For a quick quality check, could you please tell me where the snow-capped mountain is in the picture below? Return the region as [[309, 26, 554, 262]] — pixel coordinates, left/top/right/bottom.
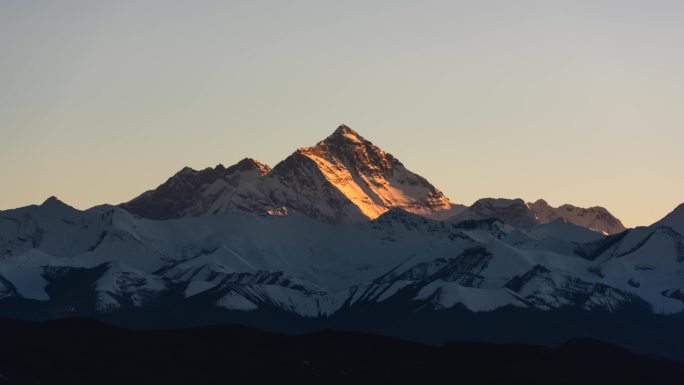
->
[[653, 203, 684, 235], [450, 198, 626, 235], [528, 199, 626, 235], [122, 125, 455, 223], [1, 195, 684, 358], [121, 125, 622, 234], [1, 125, 680, 359], [121, 158, 273, 220]]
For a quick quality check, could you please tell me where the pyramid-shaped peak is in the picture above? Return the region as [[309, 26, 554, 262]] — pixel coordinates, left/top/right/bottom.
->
[[40, 196, 74, 211], [42, 196, 64, 206], [334, 124, 356, 135], [325, 124, 370, 145], [123, 123, 453, 223]]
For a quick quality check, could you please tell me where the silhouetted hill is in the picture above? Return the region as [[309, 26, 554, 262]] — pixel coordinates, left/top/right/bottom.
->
[[0, 318, 682, 385]]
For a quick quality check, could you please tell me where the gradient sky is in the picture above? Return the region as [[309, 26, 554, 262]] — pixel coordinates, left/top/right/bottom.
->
[[1, 1, 682, 227]]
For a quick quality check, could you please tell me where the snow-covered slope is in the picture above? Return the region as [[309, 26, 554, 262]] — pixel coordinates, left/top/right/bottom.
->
[[450, 198, 625, 235], [2, 198, 683, 319], [526, 219, 605, 243], [122, 125, 455, 223], [652, 203, 684, 235]]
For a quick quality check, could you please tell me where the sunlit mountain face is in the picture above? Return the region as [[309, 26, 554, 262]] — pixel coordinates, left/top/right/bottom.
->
[[122, 125, 456, 223], [1, 125, 684, 369]]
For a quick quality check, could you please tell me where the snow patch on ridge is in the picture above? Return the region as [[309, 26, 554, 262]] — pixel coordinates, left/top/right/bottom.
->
[[216, 292, 258, 311], [416, 280, 523, 312]]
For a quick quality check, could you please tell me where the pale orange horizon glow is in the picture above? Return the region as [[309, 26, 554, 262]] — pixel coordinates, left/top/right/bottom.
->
[[1, 1, 683, 228]]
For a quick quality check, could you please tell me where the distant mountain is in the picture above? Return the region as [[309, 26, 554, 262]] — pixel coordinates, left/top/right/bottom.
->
[[1, 196, 684, 359], [450, 198, 626, 235], [529, 199, 626, 235], [122, 125, 456, 223], [121, 125, 622, 234]]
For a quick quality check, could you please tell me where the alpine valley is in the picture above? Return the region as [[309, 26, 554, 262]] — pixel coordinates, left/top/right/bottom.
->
[[1, 125, 684, 360]]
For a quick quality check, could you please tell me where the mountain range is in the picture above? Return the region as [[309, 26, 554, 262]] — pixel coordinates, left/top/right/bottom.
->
[[122, 125, 454, 223], [121, 125, 625, 233], [0, 125, 682, 360]]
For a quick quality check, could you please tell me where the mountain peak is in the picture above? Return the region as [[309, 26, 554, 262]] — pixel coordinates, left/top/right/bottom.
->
[[122, 124, 453, 223], [289, 125, 451, 220], [296, 124, 396, 174], [40, 196, 74, 211], [42, 196, 64, 206], [531, 199, 550, 208], [653, 203, 684, 235], [325, 124, 369, 145], [333, 124, 357, 135], [233, 158, 271, 175], [452, 198, 539, 230], [175, 166, 197, 177]]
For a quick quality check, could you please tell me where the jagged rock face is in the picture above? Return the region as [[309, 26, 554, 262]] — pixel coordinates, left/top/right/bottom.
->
[[121, 125, 454, 223], [450, 198, 626, 235], [121, 158, 272, 220]]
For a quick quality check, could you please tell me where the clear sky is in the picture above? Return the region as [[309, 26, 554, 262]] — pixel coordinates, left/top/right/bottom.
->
[[1, 1, 682, 227]]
